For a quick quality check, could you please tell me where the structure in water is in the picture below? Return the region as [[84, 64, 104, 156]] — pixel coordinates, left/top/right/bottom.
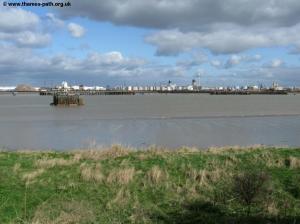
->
[[51, 94, 84, 106]]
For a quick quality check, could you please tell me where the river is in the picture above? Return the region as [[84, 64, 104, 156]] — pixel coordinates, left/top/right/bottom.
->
[[0, 94, 299, 150]]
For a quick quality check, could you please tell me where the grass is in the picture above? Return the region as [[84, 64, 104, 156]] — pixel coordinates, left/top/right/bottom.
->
[[0, 146, 300, 223]]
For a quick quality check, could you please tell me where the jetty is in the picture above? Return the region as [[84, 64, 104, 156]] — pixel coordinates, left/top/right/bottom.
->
[[209, 90, 288, 95], [40, 90, 136, 96], [51, 94, 84, 106], [40, 89, 290, 96]]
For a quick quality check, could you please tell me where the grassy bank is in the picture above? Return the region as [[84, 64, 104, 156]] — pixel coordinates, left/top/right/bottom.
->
[[0, 146, 300, 223]]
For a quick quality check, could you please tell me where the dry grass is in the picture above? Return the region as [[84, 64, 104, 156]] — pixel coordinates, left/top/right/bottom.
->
[[224, 155, 239, 167], [146, 166, 168, 184], [13, 163, 21, 173], [107, 167, 135, 185], [265, 201, 279, 216], [288, 156, 300, 169], [35, 158, 76, 169], [256, 150, 276, 166], [80, 163, 104, 183], [136, 146, 176, 160], [176, 146, 200, 153], [206, 158, 224, 170], [186, 168, 225, 188], [129, 203, 152, 224], [108, 187, 131, 208], [206, 144, 266, 154], [251, 150, 300, 168], [144, 146, 173, 157], [15, 150, 44, 154], [32, 200, 95, 224], [22, 169, 45, 183], [72, 144, 132, 161]]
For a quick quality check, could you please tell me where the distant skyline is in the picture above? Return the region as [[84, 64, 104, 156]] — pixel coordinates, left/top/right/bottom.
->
[[1, 0, 300, 86]]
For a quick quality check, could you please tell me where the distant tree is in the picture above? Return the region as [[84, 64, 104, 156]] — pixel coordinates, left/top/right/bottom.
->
[[233, 171, 269, 216]]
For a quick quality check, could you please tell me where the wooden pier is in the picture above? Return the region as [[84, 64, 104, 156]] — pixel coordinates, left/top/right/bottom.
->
[[41, 90, 136, 96], [40, 89, 290, 96], [209, 90, 288, 95]]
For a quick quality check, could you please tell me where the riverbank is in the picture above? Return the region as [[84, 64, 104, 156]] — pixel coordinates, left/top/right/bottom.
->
[[0, 146, 300, 223]]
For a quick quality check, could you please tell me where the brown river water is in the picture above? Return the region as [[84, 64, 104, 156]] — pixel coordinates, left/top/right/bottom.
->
[[0, 94, 299, 150]]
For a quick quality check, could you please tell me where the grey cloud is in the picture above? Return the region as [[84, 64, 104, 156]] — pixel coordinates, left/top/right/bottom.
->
[[54, 1, 300, 55], [176, 52, 207, 68], [57, 0, 300, 30], [145, 25, 300, 55]]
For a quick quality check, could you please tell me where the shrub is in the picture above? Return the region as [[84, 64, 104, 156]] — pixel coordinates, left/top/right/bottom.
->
[[233, 171, 269, 216]]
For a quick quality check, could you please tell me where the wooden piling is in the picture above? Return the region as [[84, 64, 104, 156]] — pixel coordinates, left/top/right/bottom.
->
[[51, 94, 84, 106]]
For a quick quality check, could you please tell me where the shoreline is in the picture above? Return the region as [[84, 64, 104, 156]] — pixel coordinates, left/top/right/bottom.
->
[[0, 144, 296, 152]]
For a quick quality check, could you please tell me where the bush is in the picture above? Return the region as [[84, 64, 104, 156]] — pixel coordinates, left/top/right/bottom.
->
[[233, 171, 269, 216]]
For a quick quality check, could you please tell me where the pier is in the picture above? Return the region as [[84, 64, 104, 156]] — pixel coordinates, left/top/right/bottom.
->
[[40, 90, 136, 96], [40, 89, 289, 96], [209, 90, 288, 95]]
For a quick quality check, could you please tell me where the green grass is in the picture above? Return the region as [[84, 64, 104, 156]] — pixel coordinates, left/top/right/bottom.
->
[[0, 146, 300, 223]]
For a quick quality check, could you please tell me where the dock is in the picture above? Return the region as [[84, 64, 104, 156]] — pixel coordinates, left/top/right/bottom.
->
[[209, 90, 288, 95], [39, 89, 290, 96], [40, 90, 136, 96]]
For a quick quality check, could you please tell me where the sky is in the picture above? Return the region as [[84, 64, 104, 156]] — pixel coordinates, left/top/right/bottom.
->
[[1, 0, 300, 87]]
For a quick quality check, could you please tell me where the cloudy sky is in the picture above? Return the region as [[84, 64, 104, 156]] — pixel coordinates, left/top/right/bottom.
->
[[1, 0, 300, 87]]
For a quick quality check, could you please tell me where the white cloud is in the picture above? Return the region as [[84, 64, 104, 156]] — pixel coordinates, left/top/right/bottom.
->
[[0, 7, 52, 48], [0, 44, 152, 79], [210, 60, 223, 68], [68, 23, 86, 38], [270, 59, 284, 68], [253, 54, 262, 61], [225, 55, 242, 68], [209, 54, 262, 70], [0, 31, 51, 48], [260, 58, 285, 69], [15, 31, 51, 48], [46, 13, 65, 28], [0, 43, 299, 86], [218, 66, 300, 86], [224, 54, 263, 69], [195, 68, 206, 77], [0, 7, 39, 32]]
